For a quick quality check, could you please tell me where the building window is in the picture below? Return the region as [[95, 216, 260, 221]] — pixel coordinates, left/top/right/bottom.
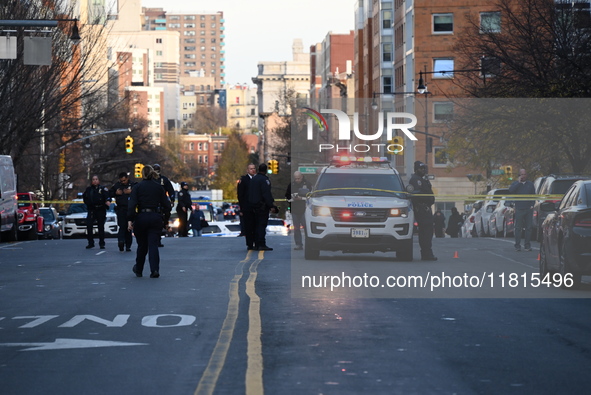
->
[[382, 42, 392, 62], [480, 12, 501, 33], [434, 147, 451, 166], [383, 76, 393, 94], [481, 57, 501, 78], [156, 50, 163, 56], [250, 108, 255, 116], [214, 143, 218, 150], [189, 142, 194, 150], [433, 102, 454, 122], [382, 10, 393, 29], [433, 59, 454, 78], [198, 143, 203, 150], [433, 13, 453, 33], [198, 155, 203, 163], [184, 31, 196, 36], [184, 23, 196, 28], [185, 15, 195, 20], [169, 23, 180, 28], [185, 46, 196, 51], [236, 109, 240, 116], [156, 38, 162, 44], [184, 38, 196, 43]]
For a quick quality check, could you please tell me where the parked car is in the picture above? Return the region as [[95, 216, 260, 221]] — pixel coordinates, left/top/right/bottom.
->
[[503, 202, 516, 238], [474, 188, 509, 237], [201, 221, 242, 237], [266, 218, 289, 236], [461, 201, 482, 238], [16, 192, 44, 240], [539, 180, 591, 288], [38, 207, 63, 240], [62, 200, 118, 238], [533, 175, 591, 241], [489, 197, 514, 237]]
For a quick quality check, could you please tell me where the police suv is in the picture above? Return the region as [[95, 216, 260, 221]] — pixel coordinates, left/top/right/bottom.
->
[[304, 156, 414, 260]]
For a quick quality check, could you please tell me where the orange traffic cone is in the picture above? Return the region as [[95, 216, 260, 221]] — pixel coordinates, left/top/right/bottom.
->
[[453, 251, 459, 258]]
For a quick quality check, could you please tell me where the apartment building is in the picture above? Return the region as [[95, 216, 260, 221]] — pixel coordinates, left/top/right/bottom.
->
[[142, 8, 226, 88], [225, 84, 258, 134]]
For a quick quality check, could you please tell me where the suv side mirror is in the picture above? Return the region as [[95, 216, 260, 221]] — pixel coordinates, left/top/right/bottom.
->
[[540, 202, 557, 212]]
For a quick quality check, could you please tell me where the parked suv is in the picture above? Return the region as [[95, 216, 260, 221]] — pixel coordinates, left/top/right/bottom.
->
[[532, 174, 591, 241], [304, 156, 414, 261], [62, 199, 118, 238]]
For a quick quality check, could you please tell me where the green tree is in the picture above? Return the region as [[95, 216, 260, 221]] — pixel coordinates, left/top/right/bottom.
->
[[211, 132, 249, 200]]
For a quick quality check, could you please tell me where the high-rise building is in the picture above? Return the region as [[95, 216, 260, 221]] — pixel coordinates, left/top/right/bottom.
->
[[142, 8, 226, 88]]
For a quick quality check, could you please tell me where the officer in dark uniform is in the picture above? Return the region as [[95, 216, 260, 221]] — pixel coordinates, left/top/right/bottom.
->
[[127, 165, 172, 278], [408, 161, 437, 261], [249, 163, 278, 251], [83, 175, 111, 249], [237, 163, 257, 250], [110, 172, 135, 251], [152, 164, 175, 246], [176, 181, 193, 237]]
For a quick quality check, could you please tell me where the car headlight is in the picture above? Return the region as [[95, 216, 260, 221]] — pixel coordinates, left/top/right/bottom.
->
[[106, 217, 116, 223], [312, 205, 331, 216], [67, 218, 75, 224], [389, 208, 408, 218]]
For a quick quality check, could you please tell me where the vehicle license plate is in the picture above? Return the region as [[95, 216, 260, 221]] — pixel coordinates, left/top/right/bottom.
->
[[351, 228, 370, 238]]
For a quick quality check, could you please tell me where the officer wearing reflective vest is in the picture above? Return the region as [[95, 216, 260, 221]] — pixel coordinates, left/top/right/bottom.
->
[[408, 161, 437, 261]]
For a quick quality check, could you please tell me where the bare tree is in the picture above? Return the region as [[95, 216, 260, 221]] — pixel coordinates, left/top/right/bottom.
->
[[446, 0, 591, 174]]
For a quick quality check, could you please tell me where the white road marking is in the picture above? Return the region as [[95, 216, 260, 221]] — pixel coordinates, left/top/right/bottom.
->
[[0, 338, 148, 351]]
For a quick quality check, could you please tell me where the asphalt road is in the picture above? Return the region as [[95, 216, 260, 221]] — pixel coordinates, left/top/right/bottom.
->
[[1, 235, 590, 394]]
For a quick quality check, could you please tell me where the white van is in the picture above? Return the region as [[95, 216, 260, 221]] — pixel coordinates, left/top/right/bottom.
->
[[0, 155, 18, 241]]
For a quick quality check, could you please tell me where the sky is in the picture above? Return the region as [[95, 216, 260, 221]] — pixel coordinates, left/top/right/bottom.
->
[[139, 0, 358, 85]]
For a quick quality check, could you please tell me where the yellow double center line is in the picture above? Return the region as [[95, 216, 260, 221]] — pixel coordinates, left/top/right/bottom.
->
[[195, 250, 265, 395]]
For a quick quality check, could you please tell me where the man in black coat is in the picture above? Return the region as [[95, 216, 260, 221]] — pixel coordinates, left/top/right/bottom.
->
[[152, 164, 175, 246], [237, 163, 257, 250], [110, 172, 135, 251], [285, 171, 309, 250], [408, 161, 437, 261], [176, 182, 193, 237], [83, 175, 111, 249], [248, 163, 278, 251]]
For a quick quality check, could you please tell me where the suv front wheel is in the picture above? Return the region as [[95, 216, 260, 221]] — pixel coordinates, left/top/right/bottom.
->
[[397, 238, 413, 261], [304, 237, 320, 260]]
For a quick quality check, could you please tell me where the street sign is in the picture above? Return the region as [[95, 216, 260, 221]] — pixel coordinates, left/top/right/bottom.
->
[[491, 169, 505, 175], [298, 167, 318, 174]]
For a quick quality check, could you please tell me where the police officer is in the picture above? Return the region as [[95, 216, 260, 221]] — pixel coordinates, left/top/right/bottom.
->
[[408, 161, 437, 261], [285, 171, 309, 250], [127, 165, 172, 278], [237, 163, 257, 250], [176, 181, 193, 237], [83, 175, 111, 249], [110, 172, 135, 251], [152, 164, 175, 246], [249, 163, 278, 251]]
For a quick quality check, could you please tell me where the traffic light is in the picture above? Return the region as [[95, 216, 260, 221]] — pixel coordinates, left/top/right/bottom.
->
[[505, 165, 513, 180], [267, 159, 279, 174], [134, 163, 144, 178], [390, 136, 404, 155], [125, 135, 134, 154]]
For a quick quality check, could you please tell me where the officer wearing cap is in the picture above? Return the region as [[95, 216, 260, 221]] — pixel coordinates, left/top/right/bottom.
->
[[83, 175, 111, 249], [152, 164, 175, 246], [176, 181, 193, 237], [408, 161, 437, 261], [127, 165, 172, 278], [249, 163, 278, 251]]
